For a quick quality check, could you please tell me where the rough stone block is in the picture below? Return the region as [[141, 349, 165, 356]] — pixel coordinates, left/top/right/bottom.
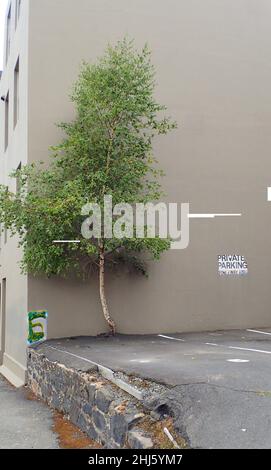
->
[[95, 388, 113, 413], [70, 402, 81, 425], [77, 413, 89, 433], [83, 403, 93, 416], [110, 414, 128, 446], [86, 423, 98, 441], [87, 384, 97, 403], [93, 409, 107, 432], [128, 431, 154, 449], [126, 412, 145, 429]]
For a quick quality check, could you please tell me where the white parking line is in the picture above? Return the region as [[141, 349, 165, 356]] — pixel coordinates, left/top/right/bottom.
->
[[47, 345, 101, 366], [158, 335, 185, 342], [227, 359, 250, 363], [158, 333, 271, 356], [229, 346, 271, 355], [206, 343, 271, 355], [130, 359, 152, 363], [247, 329, 271, 336]]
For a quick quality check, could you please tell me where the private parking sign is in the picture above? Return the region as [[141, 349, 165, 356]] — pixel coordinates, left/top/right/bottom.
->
[[218, 255, 248, 276]]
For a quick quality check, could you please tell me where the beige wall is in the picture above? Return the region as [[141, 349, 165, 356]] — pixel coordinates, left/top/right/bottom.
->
[[0, 0, 29, 384], [28, 0, 271, 336], [2, 0, 271, 384]]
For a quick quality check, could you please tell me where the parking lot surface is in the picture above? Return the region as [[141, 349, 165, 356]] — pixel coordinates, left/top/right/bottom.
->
[[37, 328, 271, 449]]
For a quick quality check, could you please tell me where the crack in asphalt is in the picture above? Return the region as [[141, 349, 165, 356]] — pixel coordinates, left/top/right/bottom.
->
[[171, 381, 271, 396]]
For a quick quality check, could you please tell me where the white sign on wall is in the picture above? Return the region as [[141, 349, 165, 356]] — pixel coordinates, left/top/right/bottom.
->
[[218, 255, 248, 276]]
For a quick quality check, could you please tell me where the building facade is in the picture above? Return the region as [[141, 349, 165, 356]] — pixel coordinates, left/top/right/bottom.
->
[[1, 0, 271, 386]]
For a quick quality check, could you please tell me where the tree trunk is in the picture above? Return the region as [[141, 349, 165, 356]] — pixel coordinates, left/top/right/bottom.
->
[[99, 245, 116, 335]]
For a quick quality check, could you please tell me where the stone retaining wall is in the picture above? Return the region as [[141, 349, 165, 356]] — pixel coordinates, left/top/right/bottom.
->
[[27, 348, 154, 449]]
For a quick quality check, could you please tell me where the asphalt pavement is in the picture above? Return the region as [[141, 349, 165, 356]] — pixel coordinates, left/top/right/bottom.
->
[[0, 376, 59, 449], [36, 328, 271, 449]]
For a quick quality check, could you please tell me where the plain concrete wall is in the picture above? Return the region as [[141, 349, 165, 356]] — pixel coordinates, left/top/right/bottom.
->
[[27, 0, 271, 337], [0, 0, 29, 384]]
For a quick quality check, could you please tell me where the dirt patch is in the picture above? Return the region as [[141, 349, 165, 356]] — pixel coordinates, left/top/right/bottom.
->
[[138, 417, 188, 449], [24, 387, 100, 449], [52, 412, 101, 449], [24, 387, 38, 401]]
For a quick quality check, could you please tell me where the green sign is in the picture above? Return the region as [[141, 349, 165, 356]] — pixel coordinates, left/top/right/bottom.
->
[[27, 311, 48, 345]]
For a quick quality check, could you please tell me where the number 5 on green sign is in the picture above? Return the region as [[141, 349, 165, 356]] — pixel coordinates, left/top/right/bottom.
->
[[27, 311, 48, 345]]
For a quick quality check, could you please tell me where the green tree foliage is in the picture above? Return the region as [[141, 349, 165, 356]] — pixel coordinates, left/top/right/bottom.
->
[[0, 39, 176, 334]]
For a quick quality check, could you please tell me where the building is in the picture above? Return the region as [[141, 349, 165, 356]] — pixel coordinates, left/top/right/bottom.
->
[[1, 0, 271, 386]]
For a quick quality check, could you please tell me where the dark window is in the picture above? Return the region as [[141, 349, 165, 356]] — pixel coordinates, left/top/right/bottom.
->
[[14, 58, 19, 128], [4, 92, 9, 151], [15, 0, 21, 29], [16, 162, 22, 194], [6, 5, 11, 64]]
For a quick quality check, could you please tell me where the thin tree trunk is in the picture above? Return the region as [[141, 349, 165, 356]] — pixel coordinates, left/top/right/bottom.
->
[[99, 244, 116, 335]]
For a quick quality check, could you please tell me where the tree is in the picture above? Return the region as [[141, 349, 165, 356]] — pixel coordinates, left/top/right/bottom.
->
[[0, 39, 176, 335]]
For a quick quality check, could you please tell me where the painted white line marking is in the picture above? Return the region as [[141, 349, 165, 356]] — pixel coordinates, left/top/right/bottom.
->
[[48, 345, 101, 367], [227, 359, 250, 363], [268, 187, 271, 201], [158, 335, 185, 342], [188, 213, 242, 219], [161, 333, 271, 357], [130, 359, 152, 364], [229, 346, 271, 355], [53, 240, 81, 243], [247, 329, 271, 336]]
